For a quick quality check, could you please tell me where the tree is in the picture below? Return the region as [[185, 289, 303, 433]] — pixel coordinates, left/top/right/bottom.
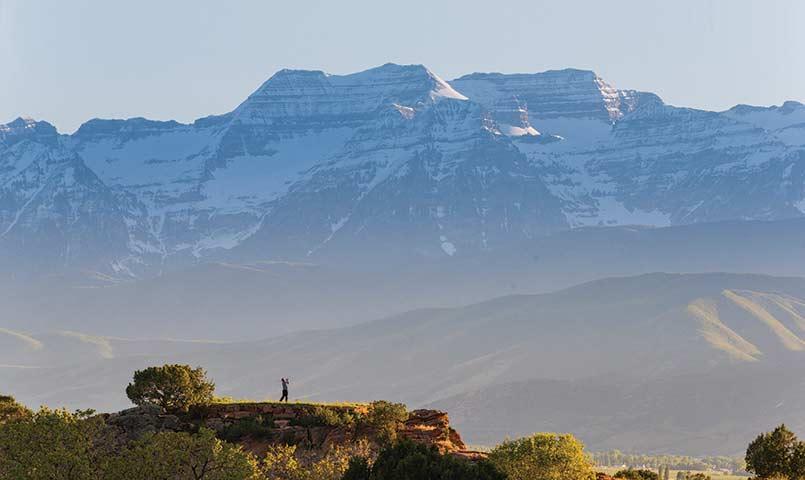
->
[[261, 441, 372, 480], [0, 394, 30, 424], [488, 432, 595, 480], [261, 444, 302, 480], [106, 428, 260, 480], [364, 400, 409, 445], [746, 424, 803, 479], [0, 407, 103, 480], [342, 456, 372, 480], [615, 469, 660, 480], [342, 439, 505, 480], [126, 364, 215, 413], [789, 441, 805, 480]]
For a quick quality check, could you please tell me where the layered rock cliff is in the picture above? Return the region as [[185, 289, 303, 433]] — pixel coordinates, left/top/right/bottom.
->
[[103, 403, 471, 457]]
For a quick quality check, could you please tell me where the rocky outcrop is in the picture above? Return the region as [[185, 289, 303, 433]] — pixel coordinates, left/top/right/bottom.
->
[[101, 405, 184, 446], [203, 403, 467, 454], [103, 403, 471, 457], [399, 409, 466, 453]]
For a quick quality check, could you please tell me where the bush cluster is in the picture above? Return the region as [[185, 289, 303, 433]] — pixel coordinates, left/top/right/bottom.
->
[[615, 469, 659, 480], [342, 439, 505, 480]]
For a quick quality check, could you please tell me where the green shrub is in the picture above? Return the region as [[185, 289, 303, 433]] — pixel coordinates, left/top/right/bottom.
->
[[314, 406, 358, 427], [341, 439, 505, 480], [0, 407, 105, 480], [363, 401, 408, 445], [341, 457, 371, 480], [106, 428, 260, 479], [488, 432, 595, 480], [125, 364, 215, 413], [291, 406, 358, 429], [263, 441, 373, 480], [219, 415, 275, 442], [615, 469, 660, 480]]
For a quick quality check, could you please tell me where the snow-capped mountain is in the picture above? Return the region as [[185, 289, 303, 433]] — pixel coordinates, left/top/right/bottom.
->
[[2, 63, 804, 275]]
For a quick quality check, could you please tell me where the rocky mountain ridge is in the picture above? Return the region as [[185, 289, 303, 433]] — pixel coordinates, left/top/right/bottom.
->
[[2, 63, 805, 276]]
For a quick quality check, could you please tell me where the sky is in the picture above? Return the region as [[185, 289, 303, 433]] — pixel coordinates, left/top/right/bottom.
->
[[1, 0, 804, 133]]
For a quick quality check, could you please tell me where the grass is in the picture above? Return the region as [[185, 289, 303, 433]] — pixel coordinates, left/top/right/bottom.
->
[[212, 397, 368, 408]]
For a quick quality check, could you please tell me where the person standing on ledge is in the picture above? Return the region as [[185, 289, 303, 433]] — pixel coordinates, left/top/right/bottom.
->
[[280, 377, 290, 402]]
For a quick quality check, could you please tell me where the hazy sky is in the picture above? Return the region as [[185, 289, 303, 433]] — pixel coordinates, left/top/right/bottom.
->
[[2, 0, 803, 133]]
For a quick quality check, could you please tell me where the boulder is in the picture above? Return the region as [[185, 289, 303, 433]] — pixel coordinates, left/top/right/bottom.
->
[[104, 405, 181, 443]]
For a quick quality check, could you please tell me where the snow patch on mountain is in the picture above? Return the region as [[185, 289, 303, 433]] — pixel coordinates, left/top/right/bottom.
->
[[574, 197, 672, 227], [724, 101, 805, 132], [440, 235, 457, 256], [200, 127, 355, 211], [796, 198, 805, 214]]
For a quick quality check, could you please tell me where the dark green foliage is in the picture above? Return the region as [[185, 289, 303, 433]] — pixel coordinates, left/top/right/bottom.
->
[[292, 406, 359, 428], [792, 442, 805, 480], [341, 439, 505, 480], [746, 424, 805, 480], [0, 394, 30, 424], [125, 364, 215, 413], [0, 407, 105, 480], [364, 401, 408, 445], [314, 406, 358, 427], [218, 415, 275, 442], [106, 428, 260, 479], [341, 457, 372, 480], [615, 469, 660, 480]]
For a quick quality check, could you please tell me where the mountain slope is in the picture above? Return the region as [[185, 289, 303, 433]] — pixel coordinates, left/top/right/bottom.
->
[[3, 217, 805, 340], [453, 71, 805, 227]]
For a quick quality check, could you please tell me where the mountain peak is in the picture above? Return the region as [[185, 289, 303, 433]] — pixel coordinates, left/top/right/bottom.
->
[[452, 67, 602, 83], [781, 100, 805, 111], [353, 62, 467, 101], [0, 117, 58, 141], [728, 100, 805, 115], [253, 63, 467, 101], [452, 67, 627, 130], [73, 117, 183, 139], [231, 63, 467, 127], [723, 100, 805, 131]]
